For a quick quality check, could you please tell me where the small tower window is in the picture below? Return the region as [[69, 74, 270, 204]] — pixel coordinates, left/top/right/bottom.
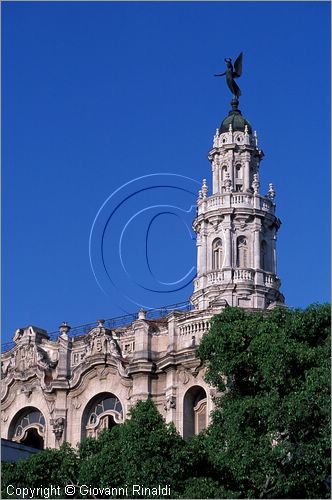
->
[[212, 239, 223, 270], [261, 240, 270, 271], [237, 236, 248, 268], [235, 164, 242, 179]]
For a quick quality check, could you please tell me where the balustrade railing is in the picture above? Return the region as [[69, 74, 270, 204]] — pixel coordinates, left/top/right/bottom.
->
[[1, 301, 194, 353], [179, 318, 211, 336], [264, 273, 280, 288], [233, 268, 254, 281], [207, 270, 226, 284], [198, 193, 274, 214]]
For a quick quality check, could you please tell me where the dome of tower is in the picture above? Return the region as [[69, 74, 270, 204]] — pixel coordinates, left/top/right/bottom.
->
[[219, 99, 252, 134]]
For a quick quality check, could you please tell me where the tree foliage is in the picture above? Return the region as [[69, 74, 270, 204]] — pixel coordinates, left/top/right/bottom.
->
[[197, 304, 331, 498], [2, 305, 330, 499]]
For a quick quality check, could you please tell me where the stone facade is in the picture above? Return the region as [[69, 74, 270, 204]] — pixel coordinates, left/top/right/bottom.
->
[[1, 99, 284, 450]]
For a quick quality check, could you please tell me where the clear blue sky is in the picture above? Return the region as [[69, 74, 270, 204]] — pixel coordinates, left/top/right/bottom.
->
[[2, 1, 330, 343]]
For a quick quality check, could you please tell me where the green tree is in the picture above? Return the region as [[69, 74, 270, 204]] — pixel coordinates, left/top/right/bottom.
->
[[1, 442, 79, 498], [78, 399, 186, 498], [2, 305, 329, 499], [197, 304, 331, 499]]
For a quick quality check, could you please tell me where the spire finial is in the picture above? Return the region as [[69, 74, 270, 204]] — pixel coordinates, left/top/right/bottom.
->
[[202, 179, 208, 198], [252, 174, 260, 194], [214, 52, 243, 101], [268, 183, 275, 200], [224, 173, 232, 192]]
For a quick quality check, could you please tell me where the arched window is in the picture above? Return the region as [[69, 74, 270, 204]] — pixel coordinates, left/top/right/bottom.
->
[[183, 386, 207, 439], [260, 240, 271, 272], [81, 393, 123, 439], [212, 238, 223, 270], [235, 164, 242, 178], [237, 236, 248, 268], [8, 407, 45, 449]]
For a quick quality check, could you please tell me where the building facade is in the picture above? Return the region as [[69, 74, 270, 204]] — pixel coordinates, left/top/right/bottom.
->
[[1, 97, 284, 450]]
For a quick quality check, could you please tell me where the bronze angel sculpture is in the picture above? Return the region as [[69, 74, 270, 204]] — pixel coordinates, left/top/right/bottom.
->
[[215, 52, 243, 99]]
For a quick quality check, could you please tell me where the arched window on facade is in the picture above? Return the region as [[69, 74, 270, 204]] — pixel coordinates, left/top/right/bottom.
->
[[237, 236, 248, 268], [212, 238, 223, 270], [81, 392, 123, 439], [8, 407, 45, 449], [183, 386, 207, 440]]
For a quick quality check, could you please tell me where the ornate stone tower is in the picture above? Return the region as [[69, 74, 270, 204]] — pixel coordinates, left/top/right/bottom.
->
[[191, 98, 285, 310]]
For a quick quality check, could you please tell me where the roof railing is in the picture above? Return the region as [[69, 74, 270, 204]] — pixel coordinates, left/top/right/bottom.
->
[[1, 301, 193, 353]]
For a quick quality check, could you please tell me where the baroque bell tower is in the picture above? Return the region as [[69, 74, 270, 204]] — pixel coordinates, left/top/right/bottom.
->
[[190, 93, 285, 311]]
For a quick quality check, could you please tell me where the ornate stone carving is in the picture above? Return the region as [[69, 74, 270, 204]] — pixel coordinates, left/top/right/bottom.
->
[[95, 367, 110, 379], [164, 396, 176, 411], [51, 417, 65, 440], [16, 344, 36, 373], [36, 346, 58, 371], [84, 322, 122, 358], [21, 386, 33, 400], [72, 397, 82, 410], [178, 368, 190, 385], [1, 411, 8, 422]]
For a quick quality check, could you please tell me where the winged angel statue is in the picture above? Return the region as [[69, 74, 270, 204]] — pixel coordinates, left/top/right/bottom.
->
[[215, 52, 243, 99]]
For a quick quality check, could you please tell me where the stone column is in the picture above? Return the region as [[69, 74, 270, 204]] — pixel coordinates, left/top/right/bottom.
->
[[254, 228, 261, 269], [196, 233, 202, 277], [212, 163, 218, 194], [272, 234, 277, 274], [225, 227, 232, 267], [133, 320, 149, 361], [201, 225, 208, 277], [244, 159, 250, 191], [57, 326, 71, 380], [167, 313, 178, 353]]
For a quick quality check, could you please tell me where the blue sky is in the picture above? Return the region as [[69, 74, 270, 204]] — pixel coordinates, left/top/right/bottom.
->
[[2, 1, 330, 343]]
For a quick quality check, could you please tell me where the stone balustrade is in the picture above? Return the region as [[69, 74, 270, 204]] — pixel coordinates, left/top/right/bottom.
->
[[178, 318, 212, 336], [207, 270, 226, 284], [264, 273, 280, 288], [196, 269, 280, 290], [233, 268, 254, 282], [198, 192, 274, 215]]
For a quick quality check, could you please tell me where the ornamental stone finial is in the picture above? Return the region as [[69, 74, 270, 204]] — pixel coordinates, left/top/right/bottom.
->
[[252, 174, 260, 194], [268, 183, 276, 200], [224, 173, 232, 192], [198, 189, 203, 200], [213, 128, 219, 147], [202, 179, 208, 198], [138, 309, 146, 320], [253, 130, 258, 147], [59, 322, 71, 338]]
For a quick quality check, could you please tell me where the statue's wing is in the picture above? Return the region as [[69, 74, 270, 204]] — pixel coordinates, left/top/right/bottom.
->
[[233, 52, 243, 78]]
